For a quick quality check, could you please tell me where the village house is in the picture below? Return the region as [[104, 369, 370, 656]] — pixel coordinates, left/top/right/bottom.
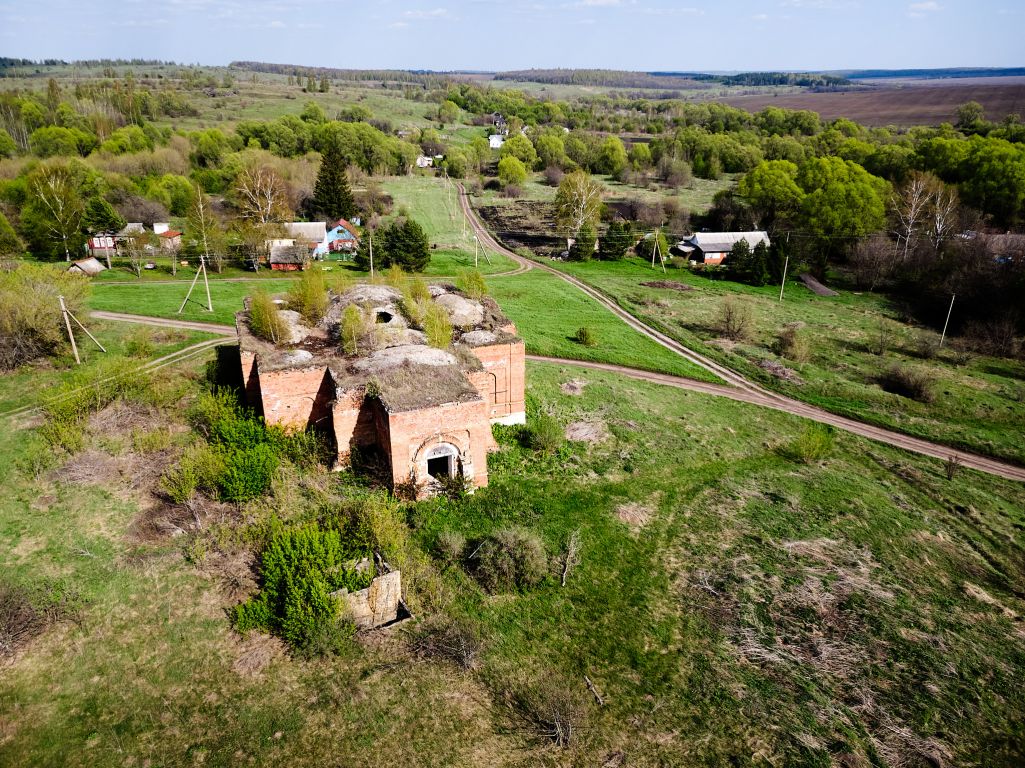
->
[[236, 284, 526, 495], [159, 230, 182, 251], [416, 155, 434, 168], [86, 233, 117, 260], [488, 134, 505, 150], [675, 231, 770, 265], [324, 218, 360, 257]]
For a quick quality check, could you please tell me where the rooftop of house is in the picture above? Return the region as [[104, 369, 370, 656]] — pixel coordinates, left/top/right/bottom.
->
[[237, 283, 519, 413], [285, 222, 328, 242], [678, 231, 770, 253]]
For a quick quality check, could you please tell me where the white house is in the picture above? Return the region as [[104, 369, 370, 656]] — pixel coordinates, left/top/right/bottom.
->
[[488, 134, 505, 150], [675, 231, 770, 265]]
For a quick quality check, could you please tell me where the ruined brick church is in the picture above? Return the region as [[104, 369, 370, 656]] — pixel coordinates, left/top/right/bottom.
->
[[236, 283, 525, 494]]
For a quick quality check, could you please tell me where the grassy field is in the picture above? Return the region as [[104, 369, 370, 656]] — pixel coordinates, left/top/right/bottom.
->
[[0, 322, 219, 414], [2, 353, 1024, 766], [488, 270, 716, 381], [546, 256, 1025, 465]]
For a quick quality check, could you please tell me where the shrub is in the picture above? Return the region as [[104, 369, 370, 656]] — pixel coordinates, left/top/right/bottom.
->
[[915, 331, 941, 360], [868, 318, 892, 356], [527, 413, 563, 455], [774, 325, 810, 363], [781, 424, 835, 464], [405, 277, 431, 304], [219, 443, 279, 503], [717, 298, 752, 341], [233, 524, 372, 654], [407, 614, 484, 670], [435, 530, 466, 566], [878, 365, 936, 403], [0, 263, 91, 370], [471, 527, 547, 593], [160, 442, 224, 503], [513, 675, 589, 748], [573, 326, 597, 347], [424, 302, 453, 348], [384, 263, 407, 289], [456, 268, 488, 300], [945, 454, 962, 481], [286, 270, 328, 325], [124, 327, 156, 358], [248, 292, 288, 343], [0, 579, 82, 658], [340, 304, 368, 355]]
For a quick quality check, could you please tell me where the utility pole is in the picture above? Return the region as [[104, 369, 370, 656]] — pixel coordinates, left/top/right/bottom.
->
[[778, 232, 791, 303], [60, 295, 80, 365], [59, 295, 106, 365], [178, 255, 213, 314], [651, 226, 666, 274], [778, 254, 790, 302], [474, 235, 479, 268], [939, 293, 956, 347]]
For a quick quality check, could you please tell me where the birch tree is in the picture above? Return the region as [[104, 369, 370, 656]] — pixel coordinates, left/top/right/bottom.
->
[[27, 163, 85, 261], [233, 165, 292, 224], [891, 171, 932, 262], [929, 184, 960, 253], [186, 183, 225, 272], [555, 170, 604, 235]]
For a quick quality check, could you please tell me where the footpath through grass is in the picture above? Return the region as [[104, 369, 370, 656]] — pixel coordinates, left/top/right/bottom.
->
[[546, 256, 1025, 465], [381, 175, 518, 276], [2, 355, 1024, 766]]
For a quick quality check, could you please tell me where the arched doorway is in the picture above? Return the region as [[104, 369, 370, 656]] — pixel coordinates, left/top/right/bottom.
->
[[425, 443, 459, 480]]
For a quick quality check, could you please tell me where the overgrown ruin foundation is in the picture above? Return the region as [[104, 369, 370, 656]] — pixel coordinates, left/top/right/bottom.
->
[[237, 283, 525, 495]]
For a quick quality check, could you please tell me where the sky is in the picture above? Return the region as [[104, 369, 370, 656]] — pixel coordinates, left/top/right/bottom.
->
[[0, 0, 1021, 72]]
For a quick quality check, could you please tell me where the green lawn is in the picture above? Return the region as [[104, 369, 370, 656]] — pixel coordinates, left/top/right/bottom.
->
[[487, 270, 717, 381], [547, 256, 1025, 464], [2, 354, 1024, 766], [86, 268, 717, 381]]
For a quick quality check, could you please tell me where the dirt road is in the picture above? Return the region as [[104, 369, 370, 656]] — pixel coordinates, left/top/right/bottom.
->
[[455, 186, 1025, 482]]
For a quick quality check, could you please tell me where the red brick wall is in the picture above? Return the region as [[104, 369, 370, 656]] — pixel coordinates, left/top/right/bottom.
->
[[385, 399, 494, 490], [255, 366, 329, 429], [467, 339, 526, 421]]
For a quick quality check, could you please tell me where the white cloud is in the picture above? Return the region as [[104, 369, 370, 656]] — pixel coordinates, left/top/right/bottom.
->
[[907, 1, 940, 17], [402, 7, 448, 17], [639, 6, 703, 15], [752, 12, 769, 20]]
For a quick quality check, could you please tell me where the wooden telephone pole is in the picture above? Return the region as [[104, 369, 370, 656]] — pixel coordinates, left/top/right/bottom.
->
[[177, 255, 213, 314], [59, 295, 106, 365]]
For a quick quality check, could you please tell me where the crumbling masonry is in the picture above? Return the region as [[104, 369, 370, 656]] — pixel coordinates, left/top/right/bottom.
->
[[237, 283, 525, 494]]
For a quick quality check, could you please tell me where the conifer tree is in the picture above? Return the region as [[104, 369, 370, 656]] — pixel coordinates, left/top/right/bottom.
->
[[312, 141, 356, 221]]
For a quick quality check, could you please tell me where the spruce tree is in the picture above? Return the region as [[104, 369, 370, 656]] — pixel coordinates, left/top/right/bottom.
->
[[312, 141, 356, 221], [569, 223, 596, 261]]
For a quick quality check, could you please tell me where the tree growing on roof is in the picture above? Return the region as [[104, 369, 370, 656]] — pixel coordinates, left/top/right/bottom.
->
[[311, 140, 356, 221]]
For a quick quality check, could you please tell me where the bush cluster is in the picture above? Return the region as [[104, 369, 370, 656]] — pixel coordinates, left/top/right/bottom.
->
[[233, 524, 373, 655], [781, 424, 835, 464], [878, 365, 936, 403], [162, 389, 325, 504], [285, 270, 328, 325], [248, 292, 288, 343], [527, 413, 564, 455], [774, 324, 810, 363], [471, 527, 548, 593]]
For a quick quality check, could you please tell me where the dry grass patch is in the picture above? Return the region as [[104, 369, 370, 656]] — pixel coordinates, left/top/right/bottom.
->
[[565, 420, 608, 444], [615, 492, 661, 530], [232, 631, 287, 678], [561, 379, 588, 396]]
